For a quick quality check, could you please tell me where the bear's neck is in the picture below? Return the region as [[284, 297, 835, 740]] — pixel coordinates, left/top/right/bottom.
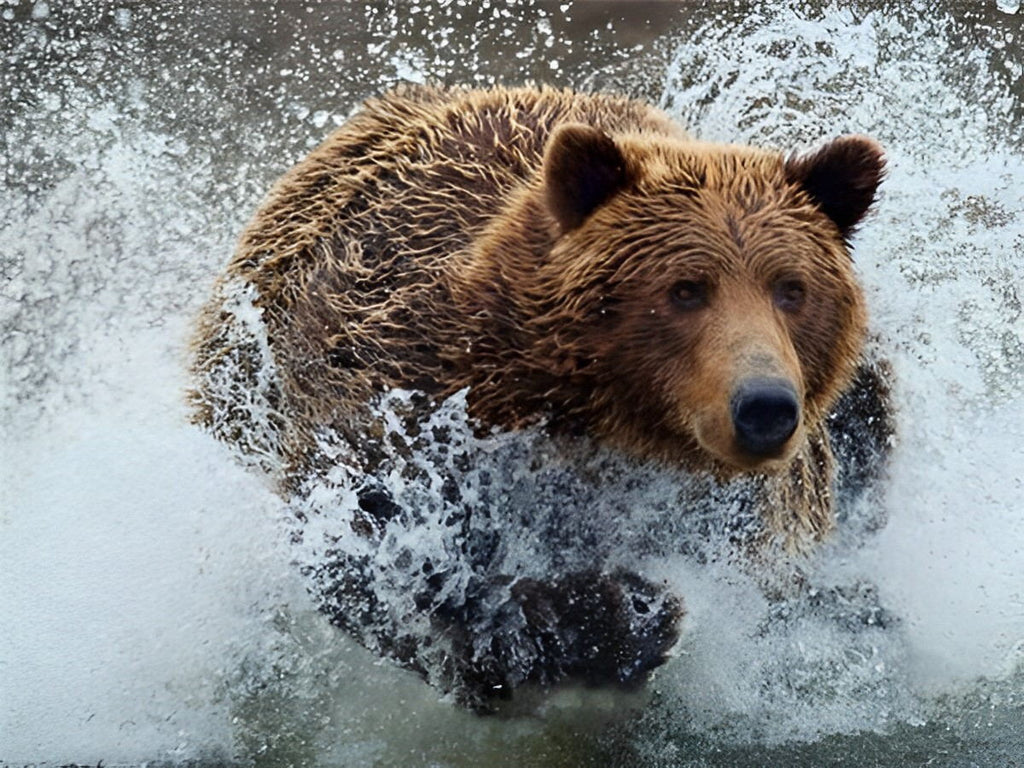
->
[[443, 192, 592, 429]]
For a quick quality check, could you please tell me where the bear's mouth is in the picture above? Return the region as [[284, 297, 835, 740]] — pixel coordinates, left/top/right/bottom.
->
[[718, 439, 803, 474]]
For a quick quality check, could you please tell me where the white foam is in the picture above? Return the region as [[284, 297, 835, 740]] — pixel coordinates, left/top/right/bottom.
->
[[0, 328, 293, 763]]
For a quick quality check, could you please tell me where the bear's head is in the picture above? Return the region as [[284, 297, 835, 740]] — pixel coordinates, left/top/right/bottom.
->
[[458, 124, 885, 476]]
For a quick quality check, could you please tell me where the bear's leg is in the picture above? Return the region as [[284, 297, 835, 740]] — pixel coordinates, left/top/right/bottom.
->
[[440, 569, 684, 712], [827, 359, 895, 518], [512, 569, 684, 686]]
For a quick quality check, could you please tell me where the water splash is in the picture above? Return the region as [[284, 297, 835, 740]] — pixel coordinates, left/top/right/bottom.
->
[[2, 1, 1022, 765]]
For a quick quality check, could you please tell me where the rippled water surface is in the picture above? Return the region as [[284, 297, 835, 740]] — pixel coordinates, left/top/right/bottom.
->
[[2, 1, 1022, 766]]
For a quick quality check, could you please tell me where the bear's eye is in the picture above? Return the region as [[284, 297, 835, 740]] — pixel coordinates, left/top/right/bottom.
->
[[669, 280, 708, 311], [773, 279, 806, 312]]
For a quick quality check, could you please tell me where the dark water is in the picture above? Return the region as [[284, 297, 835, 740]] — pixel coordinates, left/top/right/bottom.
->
[[2, 1, 1022, 766]]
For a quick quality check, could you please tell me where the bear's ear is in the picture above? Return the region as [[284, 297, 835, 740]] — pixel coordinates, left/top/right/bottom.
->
[[543, 123, 630, 232], [785, 135, 885, 238]]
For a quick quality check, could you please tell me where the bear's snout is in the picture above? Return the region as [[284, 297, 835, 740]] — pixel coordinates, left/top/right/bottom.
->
[[731, 378, 800, 457]]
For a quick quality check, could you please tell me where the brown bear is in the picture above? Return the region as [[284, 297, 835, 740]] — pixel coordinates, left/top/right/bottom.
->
[[190, 85, 890, 711]]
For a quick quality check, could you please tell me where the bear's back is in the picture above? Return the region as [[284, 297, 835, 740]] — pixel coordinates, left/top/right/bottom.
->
[[232, 86, 681, 289]]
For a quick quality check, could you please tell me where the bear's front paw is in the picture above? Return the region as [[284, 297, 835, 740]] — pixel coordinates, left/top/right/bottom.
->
[[510, 568, 684, 689]]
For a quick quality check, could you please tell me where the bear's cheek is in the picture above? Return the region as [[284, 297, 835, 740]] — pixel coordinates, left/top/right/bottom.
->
[[786, 290, 866, 410]]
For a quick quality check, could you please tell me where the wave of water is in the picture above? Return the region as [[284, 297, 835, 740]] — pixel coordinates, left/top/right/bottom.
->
[[2, 1, 1022, 766]]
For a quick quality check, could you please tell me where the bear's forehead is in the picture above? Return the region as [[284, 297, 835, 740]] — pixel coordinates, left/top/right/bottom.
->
[[624, 137, 787, 188], [574, 195, 844, 280], [624, 152, 817, 230], [607, 185, 825, 247]]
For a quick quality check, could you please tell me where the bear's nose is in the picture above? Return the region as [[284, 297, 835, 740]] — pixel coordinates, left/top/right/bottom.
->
[[731, 378, 800, 457]]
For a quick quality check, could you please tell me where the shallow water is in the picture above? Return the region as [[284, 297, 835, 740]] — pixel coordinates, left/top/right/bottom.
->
[[2, 1, 1023, 766]]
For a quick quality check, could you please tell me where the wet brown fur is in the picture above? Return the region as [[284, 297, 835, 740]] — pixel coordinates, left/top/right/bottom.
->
[[191, 84, 884, 546]]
